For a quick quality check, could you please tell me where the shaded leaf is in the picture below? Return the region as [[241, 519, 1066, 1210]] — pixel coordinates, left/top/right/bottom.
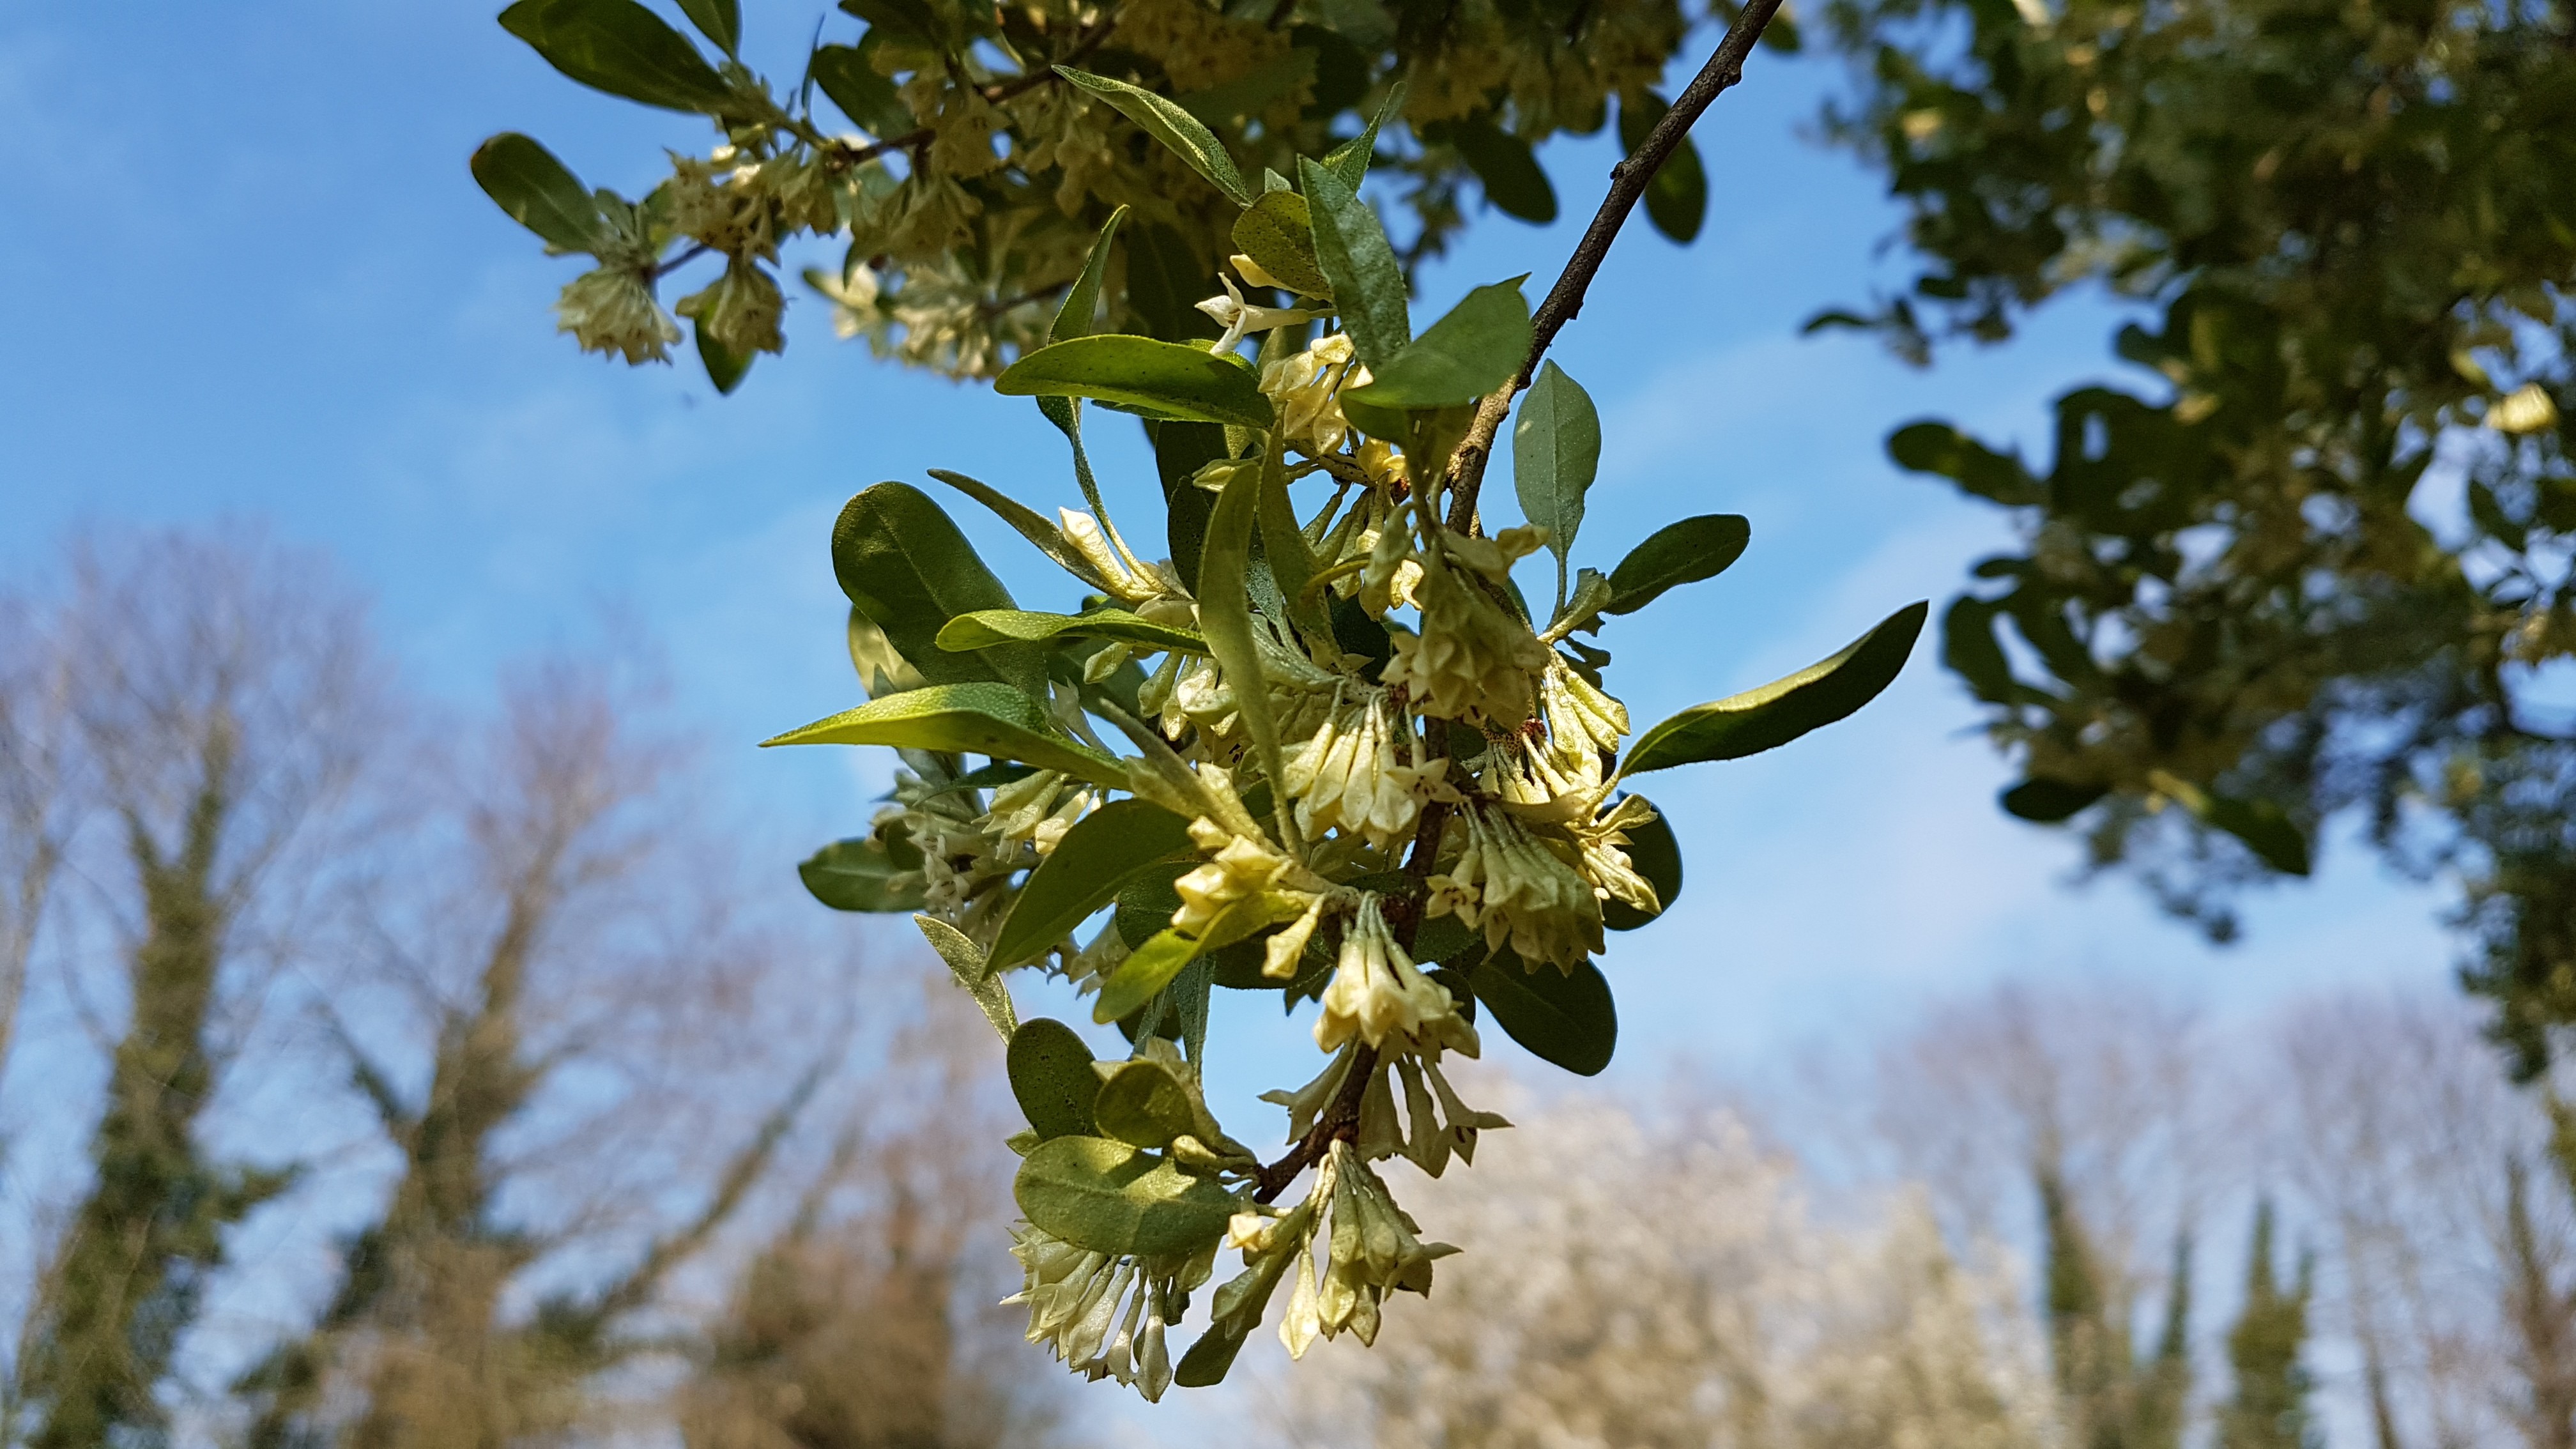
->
[[923, 469, 1110, 592], [1054, 65, 1255, 205], [990, 800, 1197, 969], [674, 0, 739, 55], [1052, 204, 1129, 343], [831, 482, 1047, 694], [1468, 949, 1617, 1076], [470, 133, 608, 252], [1942, 594, 2022, 704], [1298, 156, 1409, 369], [1443, 116, 1557, 223], [997, 336, 1273, 429], [1007, 1018, 1099, 1140], [1232, 190, 1332, 299], [2001, 778, 2108, 822], [694, 315, 751, 394], [1603, 514, 1751, 615], [797, 835, 926, 912], [1197, 437, 1291, 842], [499, 0, 737, 114], [1322, 75, 1407, 188], [1092, 1060, 1198, 1149], [762, 682, 1127, 787], [1013, 1135, 1237, 1257], [1094, 928, 1203, 1025], [2205, 795, 2312, 877], [1623, 602, 1928, 772], [1618, 89, 1707, 243], [809, 40, 910, 135], [1346, 279, 1530, 411]]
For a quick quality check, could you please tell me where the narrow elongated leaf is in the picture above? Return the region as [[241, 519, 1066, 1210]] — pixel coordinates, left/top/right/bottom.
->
[[1322, 76, 1407, 188], [1618, 90, 1707, 243], [1053, 66, 1255, 204], [1600, 802, 1681, 931], [832, 483, 1047, 695], [1013, 1135, 1237, 1257], [797, 835, 926, 912], [990, 800, 1197, 969], [923, 469, 1108, 592], [1468, 950, 1617, 1076], [499, 0, 737, 114], [762, 682, 1127, 786], [1345, 280, 1532, 411], [915, 914, 1016, 1039], [997, 336, 1273, 429], [1094, 928, 1203, 1024], [1444, 116, 1557, 223], [1092, 1060, 1198, 1149], [470, 134, 607, 252], [1604, 514, 1751, 615], [1231, 190, 1332, 299], [674, 0, 739, 54], [1255, 437, 1335, 649], [1053, 205, 1129, 343], [1512, 360, 1599, 581], [1298, 157, 1409, 370], [1197, 437, 1292, 844], [1622, 602, 1928, 773], [1007, 1018, 1099, 1139], [809, 40, 909, 135], [938, 608, 1206, 656]]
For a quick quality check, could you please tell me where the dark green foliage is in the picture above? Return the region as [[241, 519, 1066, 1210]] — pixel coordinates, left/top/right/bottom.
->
[[1825, 0, 2576, 1062]]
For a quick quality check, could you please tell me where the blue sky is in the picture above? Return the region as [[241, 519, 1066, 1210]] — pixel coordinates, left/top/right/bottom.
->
[[1, 0, 2461, 1430]]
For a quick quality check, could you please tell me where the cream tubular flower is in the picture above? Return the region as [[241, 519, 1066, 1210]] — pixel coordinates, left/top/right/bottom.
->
[[1383, 548, 1554, 725], [1195, 274, 1326, 355], [1315, 895, 1460, 1052], [1282, 691, 1438, 851], [1259, 332, 1363, 456], [1426, 804, 1604, 972]]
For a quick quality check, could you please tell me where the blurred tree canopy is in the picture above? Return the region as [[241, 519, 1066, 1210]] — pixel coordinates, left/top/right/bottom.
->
[[479, 0, 1786, 388], [1817, 0, 2576, 1069]]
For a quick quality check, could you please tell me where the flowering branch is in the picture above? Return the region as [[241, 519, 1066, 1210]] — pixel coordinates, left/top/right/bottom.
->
[[1442, 0, 1788, 532]]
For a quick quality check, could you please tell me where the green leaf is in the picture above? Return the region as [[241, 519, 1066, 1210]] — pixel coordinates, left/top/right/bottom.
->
[[1512, 360, 1599, 583], [1298, 156, 1410, 371], [1094, 928, 1204, 1025], [674, 0, 739, 55], [1053, 205, 1129, 344], [1618, 90, 1707, 244], [914, 914, 1016, 1040], [831, 482, 1048, 696], [809, 40, 909, 136], [1604, 514, 1751, 615], [797, 835, 926, 912], [1942, 595, 2022, 704], [762, 682, 1127, 787], [498, 0, 737, 114], [2204, 795, 2312, 876], [694, 315, 751, 395], [1468, 950, 1617, 1076], [1345, 280, 1532, 411], [1443, 116, 1558, 224], [2000, 778, 2108, 822], [1232, 190, 1332, 299], [1007, 1018, 1100, 1140], [996, 336, 1274, 429], [1323, 76, 1407, 190], [922, 469, 1110, 592], [470, 133, 608, 252], [1013, 1135, 1238, 1257], [1600, 801, 1681, 931], [990, 800, 1197, 969], [1197, 436, 1293, 845], [937, 608, 1206, 657], [1092, 1060, 1199, 1149], [1887, 421, 2043, 506], [1623, 602, 1929, 773], [1053, 65, 1255, 205]]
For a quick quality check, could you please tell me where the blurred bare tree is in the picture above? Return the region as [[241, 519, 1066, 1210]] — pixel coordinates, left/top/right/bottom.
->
[[6, 528, 386, 1449], [0, 585, 80, 1094]]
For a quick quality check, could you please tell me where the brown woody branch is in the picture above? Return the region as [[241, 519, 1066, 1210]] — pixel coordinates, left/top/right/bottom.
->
[[1441, 0, 1787, 532]]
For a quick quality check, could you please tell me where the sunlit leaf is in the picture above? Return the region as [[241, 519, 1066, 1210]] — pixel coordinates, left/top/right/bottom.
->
[[997, 336, 1273, 429], [1298, 156, 1409, 370], [1092, 1059, 1198, 1149], [989, 799, 1197, 969], [1054, 66, 1256, 205], [831, 482, 1048, 696], [1007, 1018, 1099, 1140], [915, 914, 1016, 1040], [1345, 280, 1531, 411], [1622, 602, 1928, 772], [1512, 360, 1598, 580], [1013, 1135, 1237, 1257], [762, 682, 1126, 787], [1232, 190, 1332, 299], [469, 133, 608, 252], [1603, 514, 1751, 615], [937, 608, 1206, 656]]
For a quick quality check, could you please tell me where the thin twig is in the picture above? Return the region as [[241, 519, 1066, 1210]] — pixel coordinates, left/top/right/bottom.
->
[[648, 242, 712, 282], [1441, 0, 1786, 532]]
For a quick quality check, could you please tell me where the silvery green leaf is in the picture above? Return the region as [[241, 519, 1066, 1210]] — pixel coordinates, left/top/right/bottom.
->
[[1092, 1059, 1199, 1149], [915, 914, 1015, 1039], [762, 682, 1127, 787], [988, 799, 1197, 969], [1007, 1019, 1100, 1140], [1298, 157, 1409, 370], [1512, 360, 1600, 587], [1013, 1135, 1238, 1257], [797, 835, 925, 913], [1622, 602, 1928, 773]]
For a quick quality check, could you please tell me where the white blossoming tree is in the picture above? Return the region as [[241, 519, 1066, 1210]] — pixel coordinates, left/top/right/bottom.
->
[[484, 0, 1925, 1403]]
